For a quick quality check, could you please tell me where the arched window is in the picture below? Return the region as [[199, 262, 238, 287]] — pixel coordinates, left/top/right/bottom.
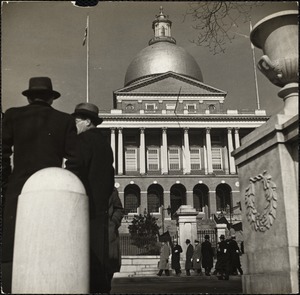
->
[[216, 184, 232, 212], [147, 184, 163, 213], [124, 184, 140, 214], [170, 184, 186, 217], [193, 184, 209, 213]]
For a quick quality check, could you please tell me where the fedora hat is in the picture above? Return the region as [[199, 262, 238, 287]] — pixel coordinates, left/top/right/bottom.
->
[[22, 77, 61, 99], [72, 102, 103, 125], [219, 234, 225, 239]]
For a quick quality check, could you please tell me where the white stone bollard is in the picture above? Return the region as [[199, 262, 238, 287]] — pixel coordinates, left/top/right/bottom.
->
[[12, 168, 89, 294]]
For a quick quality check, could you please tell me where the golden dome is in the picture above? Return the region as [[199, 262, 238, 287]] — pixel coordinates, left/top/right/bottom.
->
[[124, 41, 203, 86], [124, 7, 203, 86]]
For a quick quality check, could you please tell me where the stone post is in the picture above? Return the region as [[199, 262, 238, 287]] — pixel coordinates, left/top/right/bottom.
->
[[12, 168, 89, 294], [215, 224, 227, 239], [232, 10, 298, 294], [175, 205, 198, 261]]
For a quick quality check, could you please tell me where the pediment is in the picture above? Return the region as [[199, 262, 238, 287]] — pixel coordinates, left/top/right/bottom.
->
[[115, 72, 226, 96]]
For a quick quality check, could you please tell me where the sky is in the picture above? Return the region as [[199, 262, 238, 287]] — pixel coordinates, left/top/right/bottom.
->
[[1, 1, 298, 116]]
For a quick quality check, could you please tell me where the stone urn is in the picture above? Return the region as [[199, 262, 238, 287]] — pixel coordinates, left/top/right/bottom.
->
[[250, 10, 298, 114]]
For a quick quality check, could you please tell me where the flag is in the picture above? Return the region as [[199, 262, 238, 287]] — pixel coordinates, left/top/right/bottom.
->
[[82, 26, 88, 46]]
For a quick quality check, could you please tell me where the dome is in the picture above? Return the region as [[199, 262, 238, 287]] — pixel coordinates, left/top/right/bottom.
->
[[124, 41, 203, 86]]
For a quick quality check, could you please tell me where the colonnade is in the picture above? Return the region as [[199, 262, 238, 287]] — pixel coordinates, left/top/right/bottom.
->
[[110, 127, 240, 175]]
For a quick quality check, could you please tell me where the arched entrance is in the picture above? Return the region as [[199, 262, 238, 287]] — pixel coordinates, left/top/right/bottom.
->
[[216, 183, 232, 213], [147, 184, 163, 213], [170, 184, 186, 217], [193, 184, 209, 218], [124, 184, 141, 215]]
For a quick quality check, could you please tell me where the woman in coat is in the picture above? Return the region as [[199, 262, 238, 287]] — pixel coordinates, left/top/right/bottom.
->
[[157, 241, 171, 276], [107, 188, 124, 290], [171, 240, 183, 275], [201, 234, 214, 276], [192, 240, 202, 275], [185, 239, 194, 276]]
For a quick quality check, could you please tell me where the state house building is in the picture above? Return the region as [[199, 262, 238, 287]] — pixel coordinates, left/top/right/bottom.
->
[[99, 8, 268, 234]]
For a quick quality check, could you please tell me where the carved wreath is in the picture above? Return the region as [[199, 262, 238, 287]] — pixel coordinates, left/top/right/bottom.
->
[[245, 170, 278, 232]]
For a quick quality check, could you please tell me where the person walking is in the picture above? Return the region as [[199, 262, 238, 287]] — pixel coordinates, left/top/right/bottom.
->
[[157, 241, 171, 276], [171, 240, 183, 276], [201, 234, 214, 276], [214, 235, 230, 280], [185, 239, 194, 276], [107, 188, 124, 290], [72, 102, 115, 293], [228, 235, 243, 275], [192, 239, 202, 275], [2, 77, 79, 293]]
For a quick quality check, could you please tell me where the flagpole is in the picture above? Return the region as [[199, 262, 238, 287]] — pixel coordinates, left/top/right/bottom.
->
[[86, 14, 89, 103], [250, 20, 260, 110]]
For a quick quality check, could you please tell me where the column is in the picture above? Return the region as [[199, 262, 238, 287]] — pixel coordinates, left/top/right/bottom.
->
[[223, 146, 229, 174], [206, 128, 213, 174], [118, 128, 123, 175], [139, 128, 146, 175], [234, 128, 240, 149], [209, 190, 217, 216], [110, 128, 116, 169], [227, 128, 236, 174], [161, 128, 168, 174], [203, 146, 208, 175], [183, 128, 191, 174]]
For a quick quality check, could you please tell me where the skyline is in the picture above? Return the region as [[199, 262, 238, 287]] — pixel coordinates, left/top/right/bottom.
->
[[2, 1, 298, 115]]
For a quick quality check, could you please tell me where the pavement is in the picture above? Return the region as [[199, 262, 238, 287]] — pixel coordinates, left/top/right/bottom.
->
[[111, 274, 242, 294]]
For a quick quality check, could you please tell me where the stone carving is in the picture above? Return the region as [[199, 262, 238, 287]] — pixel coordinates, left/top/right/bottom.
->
[[245, 170, 277, 232]]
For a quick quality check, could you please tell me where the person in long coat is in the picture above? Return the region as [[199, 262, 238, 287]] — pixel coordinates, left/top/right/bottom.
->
[[107, 188, 124, 288], [214, 234, 230, 280], [72, 102, 115, 293], [2, 77, 79, 293], [228, 235, 243, 275], [171, 240, 183, 275], [157, 241, 171, 276], [192, 240, 202, 275], [185, 239, 194, 276], [201, 234, 214, 276]]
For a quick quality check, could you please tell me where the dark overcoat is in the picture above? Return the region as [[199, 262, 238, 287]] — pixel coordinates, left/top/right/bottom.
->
[[74, 128, 114, 293], [215, 240, 230, 273], [108, 188, 124, 275], [171, 244, 183, 270], [192, 243, 202, 270], [228, 239, 241, 270], [185, 244, 194, 270], [201, 240, 214, 268], [2, 101, 78, 262]]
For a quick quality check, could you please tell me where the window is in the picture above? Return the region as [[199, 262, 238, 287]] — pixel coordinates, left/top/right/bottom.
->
[[145, 103, 156, 112], [212, 147, 223, 170], [168, 147, 181, 170], [147, 147, 160, 171], [124, 193, 139, 214], [209, 104, 216, 112], [187, 104, 196, 113], [190, 147, 201, 170], [166, 104, 176, 114], [125, 147, 138, 171]]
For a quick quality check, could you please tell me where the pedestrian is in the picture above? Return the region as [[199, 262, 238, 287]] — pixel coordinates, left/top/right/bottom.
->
[[71, 102, 115, 293], [213, 235, 230, 280], [171, 240, 183, 276], [107, 188, 124, 290], [157, 241, 171, 276], [2, 77, 79, 293], [201, 234, 214, 276], [228, 235, 243, 275], [192, 239, 202, 275], [185, 239, 194, 276]]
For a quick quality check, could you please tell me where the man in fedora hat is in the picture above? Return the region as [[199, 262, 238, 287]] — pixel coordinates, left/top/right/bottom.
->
[[2, 77, 79, 292], [71, 102, 115, 293], [185, 239, 194, 276], [192, 239, 203, 275], [201, 234, 214, 276]]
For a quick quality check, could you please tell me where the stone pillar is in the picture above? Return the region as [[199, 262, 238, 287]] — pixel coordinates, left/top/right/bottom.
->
[[161, 128, 168, 174], [216, 224, 228, 239], [118, 128, 123, 175], [227, 128, 236, 174], [175, 205, 198, 261], [110, 128, 116, 169], [139, 128, 146, 175], [205, 128, 213, 174], [223, 146, 230, 175], [209, 190, 217, 216], [186, 190, 194, 207], [234, 128, 240, 149], [183, 128, 191, 174], [203, 146, 208, 175], [140, 191, 147, 214], [12, 168, 89, 294]]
